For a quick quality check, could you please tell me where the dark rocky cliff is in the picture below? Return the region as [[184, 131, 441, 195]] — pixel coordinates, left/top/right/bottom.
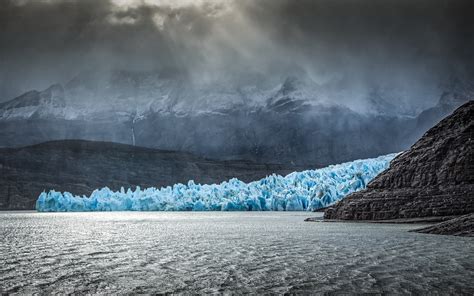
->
[[324, 101, 474, 220], [410, 213, 474, 237], [0, 140, 307, 210]]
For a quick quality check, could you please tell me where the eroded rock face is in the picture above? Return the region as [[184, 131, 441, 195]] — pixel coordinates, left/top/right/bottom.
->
[[411, 213, 474, 237], [325, 101, 474, 220]]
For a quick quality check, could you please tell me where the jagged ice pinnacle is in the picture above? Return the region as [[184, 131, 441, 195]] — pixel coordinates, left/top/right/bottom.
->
[[36, 154, 396, 212]]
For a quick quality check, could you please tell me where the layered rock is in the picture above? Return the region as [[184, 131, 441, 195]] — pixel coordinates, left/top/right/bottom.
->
[[324, 101, 474, 220], [410, 213, 474, 236]]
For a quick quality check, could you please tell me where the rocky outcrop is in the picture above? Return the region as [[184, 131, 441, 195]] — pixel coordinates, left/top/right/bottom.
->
[[324, 101, 474, 220], [0, 140, 307, 210], [411, 213, 474, 237]]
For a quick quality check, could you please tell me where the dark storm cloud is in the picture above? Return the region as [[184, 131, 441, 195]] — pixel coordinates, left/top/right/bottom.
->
[[0, 0, 473, 108]]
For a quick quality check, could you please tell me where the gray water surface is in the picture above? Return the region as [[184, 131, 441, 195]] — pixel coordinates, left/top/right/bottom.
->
[[1, 212, 473, 294]]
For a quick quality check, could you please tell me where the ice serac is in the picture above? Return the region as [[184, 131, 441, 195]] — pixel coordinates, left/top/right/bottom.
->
[[36, 154, 396, 212], [325, 101, 474, 220]]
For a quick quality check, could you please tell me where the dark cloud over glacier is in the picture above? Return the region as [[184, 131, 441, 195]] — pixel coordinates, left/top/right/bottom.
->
[[1, 0, 473, 110]]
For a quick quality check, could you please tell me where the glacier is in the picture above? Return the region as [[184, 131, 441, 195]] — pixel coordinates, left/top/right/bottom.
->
[[36, 154, 396, 212]]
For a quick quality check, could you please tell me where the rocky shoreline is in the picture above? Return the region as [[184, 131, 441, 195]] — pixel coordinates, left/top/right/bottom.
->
[[409, 213, 474, 236], [320, 101, 474, 236], [305, 215, 459, 224]]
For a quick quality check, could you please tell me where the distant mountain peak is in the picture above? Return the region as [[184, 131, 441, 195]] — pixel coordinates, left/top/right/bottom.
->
[[438, 91, 470, 108], [0, 83, 65, 115], [265, 75, 319, 112]]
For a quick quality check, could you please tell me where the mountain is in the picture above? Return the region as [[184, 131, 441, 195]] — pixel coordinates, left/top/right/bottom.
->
[[0, 70, 468, 166], [0, 84, 67, 119], [324, 101, 474, 221], [0, 69, 269, 120], [0, 140, 307, 210]]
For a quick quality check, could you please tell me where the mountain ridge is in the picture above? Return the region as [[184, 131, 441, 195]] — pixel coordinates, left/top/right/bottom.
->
[[0, 70, 469, 166]]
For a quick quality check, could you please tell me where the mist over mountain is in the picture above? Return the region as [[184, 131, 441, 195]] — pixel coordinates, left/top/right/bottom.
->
[[1, 2, 474, 294], [1, 0, 473, 108], [0, 0, 473, 165], [0, 68, 470, 165]]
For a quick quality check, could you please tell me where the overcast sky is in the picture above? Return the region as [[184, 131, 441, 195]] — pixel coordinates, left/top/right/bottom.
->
[[1, 0, 473, 108]]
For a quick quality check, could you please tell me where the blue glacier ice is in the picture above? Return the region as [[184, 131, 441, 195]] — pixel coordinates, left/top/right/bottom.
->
[[36, 154, 397, 212]]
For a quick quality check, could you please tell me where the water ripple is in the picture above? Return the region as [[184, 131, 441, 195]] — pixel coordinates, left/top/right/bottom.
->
[[1, 212, 473, 294]]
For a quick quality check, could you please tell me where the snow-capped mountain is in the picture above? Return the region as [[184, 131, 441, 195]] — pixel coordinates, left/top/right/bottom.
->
[[0, 70, 323, 121], [0, 84, 68, 120], [0, 69, 469, 166]]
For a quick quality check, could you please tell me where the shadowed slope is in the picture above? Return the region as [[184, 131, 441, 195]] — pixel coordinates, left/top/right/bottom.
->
[[0, 140, 307, 210], [325, 101, 474, 220]]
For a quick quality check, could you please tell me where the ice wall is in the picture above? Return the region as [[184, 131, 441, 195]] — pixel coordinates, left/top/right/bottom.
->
[[36, 154, 397, 212]]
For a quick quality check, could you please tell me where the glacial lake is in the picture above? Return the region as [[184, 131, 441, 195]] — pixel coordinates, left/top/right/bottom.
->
[[1, 212, 473, 294]]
